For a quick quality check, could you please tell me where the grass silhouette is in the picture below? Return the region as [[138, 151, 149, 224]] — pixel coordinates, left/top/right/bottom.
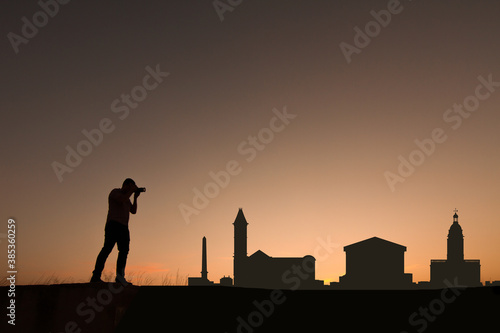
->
[[0, 269, 189, 286]]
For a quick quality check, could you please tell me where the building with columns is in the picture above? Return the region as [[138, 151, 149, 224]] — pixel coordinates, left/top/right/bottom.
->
[[338, 237, 413, 289]]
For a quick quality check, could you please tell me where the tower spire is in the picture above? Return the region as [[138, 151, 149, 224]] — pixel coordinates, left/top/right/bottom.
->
[[201, 236, 208, 280], [233, 208, 248, 286], [233, 208, 248, 258], [447, 209, 464, 262]]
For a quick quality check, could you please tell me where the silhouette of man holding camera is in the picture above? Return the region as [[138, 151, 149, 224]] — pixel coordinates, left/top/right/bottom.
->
[[91, 178, 144, 285]]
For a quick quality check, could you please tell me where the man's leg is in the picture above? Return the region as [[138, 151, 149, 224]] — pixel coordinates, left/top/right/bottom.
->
[[92, 222, 118, 280], [116, 225, 130, 282]]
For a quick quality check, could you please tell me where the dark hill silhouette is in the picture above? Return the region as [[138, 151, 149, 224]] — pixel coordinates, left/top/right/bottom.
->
[[2, 284, 499, 332]]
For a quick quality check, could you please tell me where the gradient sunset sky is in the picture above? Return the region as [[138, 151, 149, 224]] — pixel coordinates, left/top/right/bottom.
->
[[1, 0, 499, 285]]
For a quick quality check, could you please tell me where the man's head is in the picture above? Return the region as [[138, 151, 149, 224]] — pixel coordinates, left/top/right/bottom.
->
[[122, 178, 138, 194]]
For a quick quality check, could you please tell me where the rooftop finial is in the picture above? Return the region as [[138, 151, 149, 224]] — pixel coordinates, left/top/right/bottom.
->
[[453, 208, 458, 222]]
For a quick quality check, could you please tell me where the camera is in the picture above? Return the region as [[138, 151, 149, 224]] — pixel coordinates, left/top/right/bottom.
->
[[136, 187, 146, 193]]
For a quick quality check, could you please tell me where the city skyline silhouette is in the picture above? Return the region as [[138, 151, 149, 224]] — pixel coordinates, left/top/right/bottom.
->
[[187, 208, 494, 289]]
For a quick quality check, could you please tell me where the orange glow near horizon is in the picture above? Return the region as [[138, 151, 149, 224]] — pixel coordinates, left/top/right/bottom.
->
[[7, 205, 500, 286]]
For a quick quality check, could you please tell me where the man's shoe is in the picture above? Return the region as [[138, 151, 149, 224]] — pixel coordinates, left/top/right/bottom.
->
[[115, 276, 133, 286], [90, 276, 104, 283]]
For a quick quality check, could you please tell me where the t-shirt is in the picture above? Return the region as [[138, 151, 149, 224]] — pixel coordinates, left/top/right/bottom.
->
[[106, 188, 132, 226]]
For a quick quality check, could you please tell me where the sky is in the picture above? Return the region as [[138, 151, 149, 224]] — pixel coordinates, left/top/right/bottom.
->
[[1, 0, 499, 286]]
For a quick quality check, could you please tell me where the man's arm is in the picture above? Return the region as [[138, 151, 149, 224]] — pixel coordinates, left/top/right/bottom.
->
[[130, 192, 139, 214]]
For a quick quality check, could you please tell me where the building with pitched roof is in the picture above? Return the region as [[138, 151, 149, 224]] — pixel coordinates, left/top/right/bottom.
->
[[233, 208, 317, 289], [339, 237, 413, 289]]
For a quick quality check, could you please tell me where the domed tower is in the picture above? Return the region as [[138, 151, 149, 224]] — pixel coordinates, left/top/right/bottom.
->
[[430, 209, 481, 287], [447, 210, 464, 263]]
